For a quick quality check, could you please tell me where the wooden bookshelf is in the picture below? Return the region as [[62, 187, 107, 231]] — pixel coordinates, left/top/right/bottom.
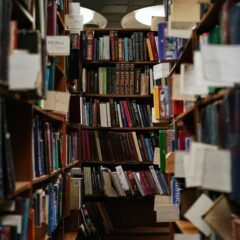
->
[[63, 232, 79, 240], [81, 160, 157, 165], [174, 105, 195, 122], [83, 93, 153, 98], [63, 161, 80, 170], [32, 169, 62, 185], [80, 126, 169, 131], [174, 220, 198, 234], [57, 11, 65, 30]]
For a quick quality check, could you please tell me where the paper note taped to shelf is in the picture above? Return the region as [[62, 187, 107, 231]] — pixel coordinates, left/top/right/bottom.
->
[[9, 51, 42, 90], [175, 151, 187, 178], [201, 45, 240, 86], [65, 14, 83, 31], [174, 234, 200, 240], [43, 90, 70, 114], [47, 36, 70, 56], [202, 149, 231, 192], [156, 204, 179, 222], [153, 63, 170, 80]]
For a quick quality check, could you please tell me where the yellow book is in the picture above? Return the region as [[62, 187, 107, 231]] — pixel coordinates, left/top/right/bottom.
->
[[153, 86, 160, 120], [146, 38, 154, 61]]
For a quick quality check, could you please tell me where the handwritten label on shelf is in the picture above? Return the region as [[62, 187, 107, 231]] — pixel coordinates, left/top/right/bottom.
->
[[46, 36, 70, 56], [9, 50, 42, 90], [65, 14, 83, 31]]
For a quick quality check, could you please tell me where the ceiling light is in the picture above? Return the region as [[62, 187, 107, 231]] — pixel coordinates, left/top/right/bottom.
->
[[80, 6, 108, 28], [135, 5, 165, 26], [80, 7, 94, 24]]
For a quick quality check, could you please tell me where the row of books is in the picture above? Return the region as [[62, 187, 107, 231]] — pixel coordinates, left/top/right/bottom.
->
[[81, 30, 184, 62], [33, 117, 80, 177], [82, 99, 152, 128], [81, 130, 158, 162], [78, 203, 113, 240], [33, 115, 64, 178], [33, 178, 63, 235], [0, 197, 31, 240], [82, 64, 152, 96], [83, 165, 169, 197], [65, 130, 78, 165]]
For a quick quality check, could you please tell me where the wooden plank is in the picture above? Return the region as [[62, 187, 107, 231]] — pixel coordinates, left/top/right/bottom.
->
[[175, 220, 198, 234]]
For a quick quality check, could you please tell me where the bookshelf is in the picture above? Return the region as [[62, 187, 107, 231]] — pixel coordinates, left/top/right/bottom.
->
[[0, 0, 81, 239], [167, 0, 240, 239], [66, 27, 186, 240]]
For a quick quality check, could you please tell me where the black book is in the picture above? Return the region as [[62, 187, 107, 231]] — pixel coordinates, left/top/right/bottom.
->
[[2, 98, 16, 196]]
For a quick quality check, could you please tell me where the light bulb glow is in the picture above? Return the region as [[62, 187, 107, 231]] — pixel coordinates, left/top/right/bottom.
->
[[80, 7, 94, 24], [135, 5, 165, 26]]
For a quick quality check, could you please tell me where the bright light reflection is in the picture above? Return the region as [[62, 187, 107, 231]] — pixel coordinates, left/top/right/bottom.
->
[[80, 7, 94, 24], [135, 5, 165, 26]]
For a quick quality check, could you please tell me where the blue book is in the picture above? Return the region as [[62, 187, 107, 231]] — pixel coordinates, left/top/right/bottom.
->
[[229, 4, 240, 44], [48, 183, 55, 234], [157, 22, 166, 60], [124, 37, 129, 61], [119, 101, 127, 127], [144, 138, 153, 161]]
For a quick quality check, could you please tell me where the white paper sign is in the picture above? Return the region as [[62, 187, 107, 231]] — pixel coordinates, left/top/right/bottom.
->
[[43, 90, 70, 114], [9, 51, 42, 90], [153, 63, 170, 80], [65, 14, 83, 31], [156, 204, 180, 222], [47, 36, 70, 56], [202, 149, 231, 192], [69, 3, 80, 14], [201, 45, 240, 86], [175, 151, 187, 178], [185, 142, 218, 188], [174, 234, 201, 240], [184, 193, 213, 236]]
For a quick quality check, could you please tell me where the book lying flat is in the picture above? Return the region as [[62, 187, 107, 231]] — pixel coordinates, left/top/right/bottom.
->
[[203, 195, 232, 240], [184, 193, 213, 236]]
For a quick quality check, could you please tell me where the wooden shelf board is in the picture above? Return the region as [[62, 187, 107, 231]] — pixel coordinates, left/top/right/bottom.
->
[[33, 105, 65, 122], [84, 28, 152, 32], [0, 181, 31, 205], [175, 106, 195, 122], [12, 0, 34, 28], [80, 126, 168, 131], [175, 220, 198, 234], [63, 161, 80, 170], [113, 226, 169, 235], [14, 181, 31, 196], [198, 89, 230, 107], [83, 93, 152, 98], [83, 194, 156, 200], [32, 169, 61, 185], [81, 160, 154, 165], [63, 232, 78, 240]]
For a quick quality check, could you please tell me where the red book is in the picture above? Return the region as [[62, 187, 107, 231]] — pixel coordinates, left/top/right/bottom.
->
[[122, 100, 133, 127], [47, 0, 57, 36], [147, 32, 158, 61], [110, 31, 116, 61]]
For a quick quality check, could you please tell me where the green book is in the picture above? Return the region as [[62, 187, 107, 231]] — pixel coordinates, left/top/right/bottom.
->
[[159, 130, 166, 173]]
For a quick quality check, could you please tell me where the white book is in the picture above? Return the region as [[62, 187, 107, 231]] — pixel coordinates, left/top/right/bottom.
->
[[115, 165, 130, 192], [174, 234, 200, 240], [0, 215, 22, 234], [184, 193, 213, 236], [131, 132, 143, 162], [133, 172, 145, 197], [110, 172, 126, 197], [117, 104, 123, 127], [106, 102, 111, 127], [82, 68, 86, 92], [98, 67, 103, 94], [149, 165, 163, 194], [99, 103, 108, 127], [103, 35, 110, 60]]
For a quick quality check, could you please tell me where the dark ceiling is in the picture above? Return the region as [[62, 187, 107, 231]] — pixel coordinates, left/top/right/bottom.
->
[[75, 0, 163, 28]]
